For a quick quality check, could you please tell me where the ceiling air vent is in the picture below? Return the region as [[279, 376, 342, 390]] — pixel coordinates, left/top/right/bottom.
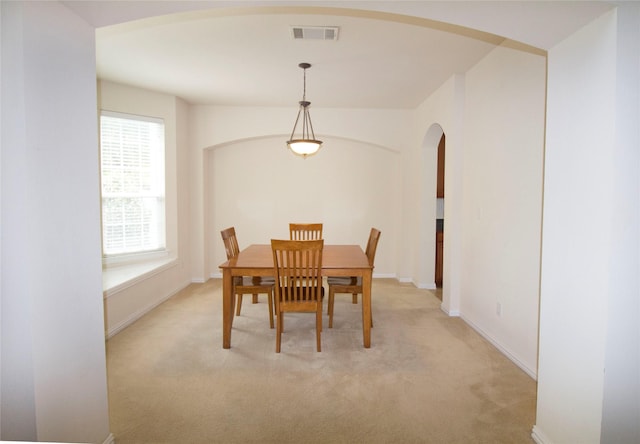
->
[[291, 26, 339, 41]]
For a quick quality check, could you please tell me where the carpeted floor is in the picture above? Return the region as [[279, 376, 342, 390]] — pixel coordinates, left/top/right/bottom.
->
[[106, 278, 536, 443]]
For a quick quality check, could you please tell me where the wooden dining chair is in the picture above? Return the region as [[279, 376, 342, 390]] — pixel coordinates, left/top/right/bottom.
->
[[220, 227, 275, 328], [327, 228, 381, 329], [289, 223, 323, 240], [271, 239, 324, 352]]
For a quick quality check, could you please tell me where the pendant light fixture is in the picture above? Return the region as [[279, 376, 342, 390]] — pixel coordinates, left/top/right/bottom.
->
[[287, 62, 322, 158]]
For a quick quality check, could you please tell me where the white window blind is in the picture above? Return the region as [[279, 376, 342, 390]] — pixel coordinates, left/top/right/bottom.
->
[[100, 111, 166, 257]]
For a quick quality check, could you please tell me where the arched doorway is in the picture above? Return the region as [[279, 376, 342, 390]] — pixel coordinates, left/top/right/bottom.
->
[[435, 133, 445, 292], [420, 123, 444, 293]]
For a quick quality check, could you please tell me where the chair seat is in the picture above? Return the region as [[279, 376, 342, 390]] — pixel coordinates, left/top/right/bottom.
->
[[276, 285, 325, 302], [279, 300, 320, 312], [240, 276, 275, 286], [233, 276, 275, 289], [327, 276, 360, 287], [327, 227, 380, 330], [232, 276, 275, 328], [222, 226, 275, 328]]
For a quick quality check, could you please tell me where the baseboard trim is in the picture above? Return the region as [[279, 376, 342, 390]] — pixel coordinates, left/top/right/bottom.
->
[[531, 425, 552, 444], [394, 278, 437, 289], [440, 304, 460, 317], [416, 282, 437, 289], [460, 313, 537, 380], [374, 273, 396, 279], [103, 432, 116, 444]]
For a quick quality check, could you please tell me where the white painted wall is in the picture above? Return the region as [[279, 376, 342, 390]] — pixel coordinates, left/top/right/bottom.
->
[[207, 135, 400, 276], [407, 120, 440, 288], [535, 6, 640, 443], [535, 11, 616, 443], [98, 81, 192, 336], [460, 44, 546, 376], [1, 2, 110, 442], [601, 4, 640, 443]]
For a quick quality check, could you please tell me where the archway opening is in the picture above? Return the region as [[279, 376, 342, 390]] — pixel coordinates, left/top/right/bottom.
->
[[435, 133, 445, 294]]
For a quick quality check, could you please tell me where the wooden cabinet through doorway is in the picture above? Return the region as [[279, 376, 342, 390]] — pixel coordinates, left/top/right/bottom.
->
[[437, 134, 445, 198], [435, 231, 443, 287], [435, 133, 445, 288]]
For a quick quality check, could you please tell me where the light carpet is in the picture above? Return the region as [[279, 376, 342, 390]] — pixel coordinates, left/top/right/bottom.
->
[[106, 278, 536, 443]]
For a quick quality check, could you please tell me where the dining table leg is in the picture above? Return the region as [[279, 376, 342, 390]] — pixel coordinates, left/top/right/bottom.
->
[[362, 270, 372, 348], [222, 269, 234, 348]]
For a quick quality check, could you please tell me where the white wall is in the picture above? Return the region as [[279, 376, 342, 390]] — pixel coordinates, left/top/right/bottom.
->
[[535, 6, 640, 444], [601, 4, 640, 443], [535, 10, 616, 443], [459, 44, 545, 376], [98, 81, 192, 336], [207, 135, 399, 276], [1, 2, 111, 442]]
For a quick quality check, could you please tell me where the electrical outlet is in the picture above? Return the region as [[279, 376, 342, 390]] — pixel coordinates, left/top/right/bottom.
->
[[496, 302, 502, 317]]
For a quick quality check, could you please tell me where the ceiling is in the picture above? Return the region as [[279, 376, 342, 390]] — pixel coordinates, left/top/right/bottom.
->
[[64, 1, 615, 109]]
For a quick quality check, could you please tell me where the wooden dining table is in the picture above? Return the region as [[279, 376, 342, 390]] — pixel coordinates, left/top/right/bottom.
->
[[219, 244, 373, 349]]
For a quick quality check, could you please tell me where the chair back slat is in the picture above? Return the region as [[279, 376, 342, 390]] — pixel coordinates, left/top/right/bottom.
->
[[289, 223, 323, 240], [365, 228, 382, 267], [220, 227, 241, 259], [272, 239, 324, 303]]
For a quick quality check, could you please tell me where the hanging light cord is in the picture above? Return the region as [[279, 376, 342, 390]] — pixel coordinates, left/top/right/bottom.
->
[[287, 62, 322, 158], [289, 64, 314, 141], [302, 65, 307, 102]]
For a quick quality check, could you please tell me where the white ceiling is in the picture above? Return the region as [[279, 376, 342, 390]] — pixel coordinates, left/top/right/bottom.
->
[[64, 1, 615, 109]]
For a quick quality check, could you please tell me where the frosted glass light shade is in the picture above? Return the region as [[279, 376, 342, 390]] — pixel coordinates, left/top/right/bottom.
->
[[287, 139, 322, 158]]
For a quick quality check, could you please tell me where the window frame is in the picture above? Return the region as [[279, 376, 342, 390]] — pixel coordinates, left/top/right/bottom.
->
[[99, 110, 167, 266]]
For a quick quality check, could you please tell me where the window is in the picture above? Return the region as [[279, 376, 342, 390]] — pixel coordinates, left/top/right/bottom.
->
[[100, 111, 166, 259]]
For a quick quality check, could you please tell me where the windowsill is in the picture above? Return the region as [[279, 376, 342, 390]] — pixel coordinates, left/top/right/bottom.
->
[[103, 256, 177, 298]]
